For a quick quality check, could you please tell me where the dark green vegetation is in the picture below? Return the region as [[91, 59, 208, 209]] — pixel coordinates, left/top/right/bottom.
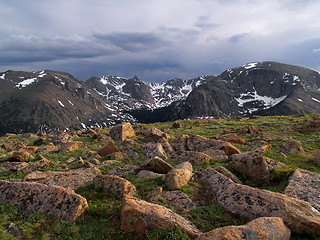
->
[[0, 114, 320, 239]]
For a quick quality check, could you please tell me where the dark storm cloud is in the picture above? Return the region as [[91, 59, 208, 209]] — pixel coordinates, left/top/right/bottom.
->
[[92, 32, 170, 52], [0, 0, 320, 82], [0, 34, 117, 64]]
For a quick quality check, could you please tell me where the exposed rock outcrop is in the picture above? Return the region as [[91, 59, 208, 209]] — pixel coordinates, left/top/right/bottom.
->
[[0, 180, 88, 222], [197, 168, 320, 234], [284, 168, 320, 208], [196, 217, 290, 240], [24, 167, 101, 190], [121, 195, 201, 238]]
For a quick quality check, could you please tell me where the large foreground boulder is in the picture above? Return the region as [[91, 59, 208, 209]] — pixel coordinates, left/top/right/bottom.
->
[[197, 168, 320, 234], [196, 217, 290, 240], [0, 180, 88, 222], [284, 168, 320, 208], [121, 195, 201, 239], [24, 167, 101, 190]]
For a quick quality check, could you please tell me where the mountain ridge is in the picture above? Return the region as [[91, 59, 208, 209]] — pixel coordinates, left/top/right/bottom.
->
[[1, 61, 320, 135]]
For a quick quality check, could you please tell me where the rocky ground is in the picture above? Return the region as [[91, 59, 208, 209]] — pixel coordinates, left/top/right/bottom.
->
[[0, 114, 320, 239]]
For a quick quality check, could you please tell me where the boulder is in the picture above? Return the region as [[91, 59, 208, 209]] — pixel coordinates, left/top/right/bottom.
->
[[67, 156, 85, 168], [19, 155, 55, 173], [136, 170, 165, 179], [170, 150, 211, 166], [37, 143, 58, 153], [121, 195, 201, 238], [162, 190, 196, 212], [203, 149, 228, 161], [22, 146, 39, 154], [231, 145, 272, 161], [137, 156, 172, 174], [146, 187, 163, 202], [141, 142, 167, 160], [24, 167, 101, 190], [94, 175, 136, 199], [142, 128, 170, 141], [226, 133, 246, 145], [172, 121, 181, 129], [196, 217, 290, 240], [90, 158, 101, 165], [229, 156, 285, 182], [109, 122, 135, 141], [49, 133, 73, 144], [172, 135, 189, 151], [55, 164, 69, 171], [157, 137, 175, 155], [9, 150, 34, 162], [0, 162, 29, 171], [281, 140, 304, 153], [97, 140, 120, 157], [106, 165, 137, 177], [197, 168, 320, 234], [0, 180, 87, 222], [284, 169, 320, 208], [165, 162, 193, 190], [186, 135, 240, 156], [109, 151, 127, 159], [60, 141, 82, 153], [33, 137, 46, 146], [213, 166, 242, 184]]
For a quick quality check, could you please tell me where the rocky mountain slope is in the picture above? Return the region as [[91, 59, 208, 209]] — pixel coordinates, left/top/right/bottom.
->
[[1, 61, 320, 134], [85, 75, 207, 110], [0, 115, 320, 239], [0, 70, 135, 135], [174, 62, 320, 119]]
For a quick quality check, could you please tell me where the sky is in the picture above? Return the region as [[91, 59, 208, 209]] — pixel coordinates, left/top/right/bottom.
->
[[0, 0, 320, 82]]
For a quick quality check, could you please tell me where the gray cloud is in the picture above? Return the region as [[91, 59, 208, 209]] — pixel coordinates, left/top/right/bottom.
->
[[92, 32, 170, 52], [0, 0, 320, 81]]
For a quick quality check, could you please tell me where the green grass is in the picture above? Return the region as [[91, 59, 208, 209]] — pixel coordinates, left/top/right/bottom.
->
[[189, 205, 248, 232], [1, 114, 320, 239]]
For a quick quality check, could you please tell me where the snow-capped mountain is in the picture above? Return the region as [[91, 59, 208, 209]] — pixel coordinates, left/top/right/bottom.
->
[[130, 61, 320, 122], [85, 75, 208, 110], [0, 70, 136, 135], [1, 61, 320, 135]]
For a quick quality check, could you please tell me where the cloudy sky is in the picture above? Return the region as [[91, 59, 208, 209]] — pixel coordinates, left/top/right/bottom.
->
[[0, 0, 320, 82]]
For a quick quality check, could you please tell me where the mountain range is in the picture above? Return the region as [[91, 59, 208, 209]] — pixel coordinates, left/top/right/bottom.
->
[[1, 61, 320, 135]]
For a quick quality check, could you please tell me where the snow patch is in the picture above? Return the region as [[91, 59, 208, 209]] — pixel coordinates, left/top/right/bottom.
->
[[293, 75, 300, 82], [235, 87, 287, 112], [58, 100, 65, 107], [298, 98, 303, 102], [243, 62, 258, 69], [67, 99, 74, 106], [312, 97, 320, 103], [15, 78, 37, 88], [38, 71, 46, 78], [0, 73, 5, 80]]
